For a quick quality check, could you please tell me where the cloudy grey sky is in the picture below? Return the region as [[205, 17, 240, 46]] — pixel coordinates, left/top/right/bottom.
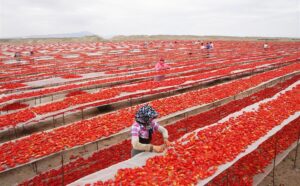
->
[[0, 0, 299, 38]]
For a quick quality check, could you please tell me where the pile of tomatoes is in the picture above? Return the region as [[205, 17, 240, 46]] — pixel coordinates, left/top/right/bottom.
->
[[0, 102, 29, 111], [0, 83, 27, 90], [61, 74, 83, 79]]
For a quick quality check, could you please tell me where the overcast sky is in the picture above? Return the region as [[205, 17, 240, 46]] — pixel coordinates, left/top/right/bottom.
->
[[0, 0, 299, 38]]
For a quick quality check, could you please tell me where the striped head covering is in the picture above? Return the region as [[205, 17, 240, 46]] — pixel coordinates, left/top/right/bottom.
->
[[135, 104, 158, 126]]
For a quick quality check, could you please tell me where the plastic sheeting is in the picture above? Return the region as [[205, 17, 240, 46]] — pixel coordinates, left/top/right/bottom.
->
[[26, 71, 107, 88], [69, 81, 300, 186], [69, 152, 163, 185]]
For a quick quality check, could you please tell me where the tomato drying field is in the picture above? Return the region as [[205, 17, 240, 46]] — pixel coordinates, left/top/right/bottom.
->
[[0, 40, 299, 186]]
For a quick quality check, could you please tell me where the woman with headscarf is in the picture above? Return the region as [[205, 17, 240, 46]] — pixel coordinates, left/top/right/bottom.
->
[[154, 58, 170, 81], [155, 58, 170, 71], [131, 104, 170, 157]]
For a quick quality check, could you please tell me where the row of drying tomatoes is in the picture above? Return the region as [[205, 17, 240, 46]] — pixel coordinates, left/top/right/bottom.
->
[[20, 76, 297, 186], [90, 82, 299, 185], [0, 57, 205, 103], [0, 61, 298, 130], [0, 62, 239, 127], [1, 49, 287, 103], [0, 63, 298, 172], [0, 46, 203, 90], [209, 118, 299, 186]]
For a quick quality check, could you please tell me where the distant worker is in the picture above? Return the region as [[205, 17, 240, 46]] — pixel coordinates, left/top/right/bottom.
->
[[194, 40, 201, 45], [154, 58, 170, 81], [200, 43, 206, 50], [209, 42, 214, 49], [143, 41, 148, 49], [14, 52, 20, 58], [263, 43, 269, 49], [155, 58, 170, 71], [206, 42, 210, 49], [131, 104, 170, 157], [14, 52, 21, 61]]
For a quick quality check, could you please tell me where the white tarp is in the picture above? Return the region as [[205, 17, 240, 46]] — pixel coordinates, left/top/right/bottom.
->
[[25, 71, 107, 88], [69, 152, 163, 185]]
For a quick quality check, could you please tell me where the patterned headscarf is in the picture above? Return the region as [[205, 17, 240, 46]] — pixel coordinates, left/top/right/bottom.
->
[[135, 104, 158, 125]]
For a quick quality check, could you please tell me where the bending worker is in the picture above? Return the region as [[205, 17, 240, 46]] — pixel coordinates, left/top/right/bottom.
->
[[155, 58, 170, 71], [131, 104, 170, 157], [154, 58, 170, 81]]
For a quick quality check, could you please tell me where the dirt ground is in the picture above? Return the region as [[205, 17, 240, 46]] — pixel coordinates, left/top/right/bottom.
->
[[259, 148, 300, 186]]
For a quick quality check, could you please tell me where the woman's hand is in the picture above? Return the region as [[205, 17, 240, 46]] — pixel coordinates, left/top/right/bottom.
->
[[153, 145, 165, 153], [164, 139, 171, 147]]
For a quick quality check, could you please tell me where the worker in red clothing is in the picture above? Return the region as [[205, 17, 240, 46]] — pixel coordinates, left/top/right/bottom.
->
[[155, 58, 170, 71], [154, 58, 170, 81]]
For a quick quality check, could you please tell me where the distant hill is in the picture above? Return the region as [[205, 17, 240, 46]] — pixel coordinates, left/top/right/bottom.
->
[[25, 31, 95, 39], [111, 35, 300, 41], [1, 34, 299, 43], [0, 33, 104, 43]]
